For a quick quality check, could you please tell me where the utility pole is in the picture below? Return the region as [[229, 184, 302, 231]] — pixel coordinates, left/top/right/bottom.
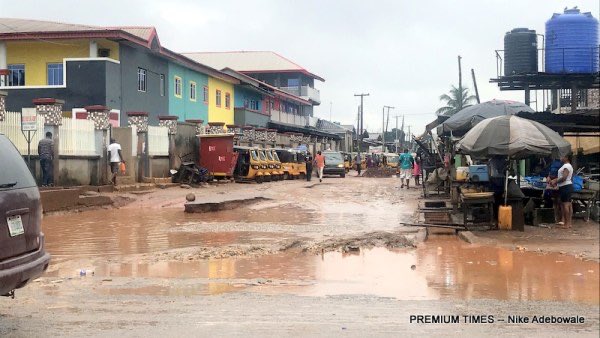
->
[[399, 115, 405, 149], [394, 115, 401, 153], [354, 93, 369, 169], [458, 55, 464, 111], [471, 68, 480, 104], [329, 101, 333, 121], [407, 125, 411, 150], [382, 105, 394, 152]]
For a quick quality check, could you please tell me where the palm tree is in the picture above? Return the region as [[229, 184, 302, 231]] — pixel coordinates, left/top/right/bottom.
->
[[436, 85, 477, 116]]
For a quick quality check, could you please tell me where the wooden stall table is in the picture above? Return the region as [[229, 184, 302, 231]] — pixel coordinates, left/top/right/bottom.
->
[[461, 192, 495, 230], [572, 189, 598, 221]]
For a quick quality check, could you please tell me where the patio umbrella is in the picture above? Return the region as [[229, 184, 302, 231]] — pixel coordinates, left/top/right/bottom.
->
[[456, 115, 571, 159], [442, 99, 535, 133], [457, 115, 571, 206]]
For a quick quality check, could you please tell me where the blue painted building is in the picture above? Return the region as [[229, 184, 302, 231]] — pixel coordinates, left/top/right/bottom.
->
[[167, 62, 209, 122]]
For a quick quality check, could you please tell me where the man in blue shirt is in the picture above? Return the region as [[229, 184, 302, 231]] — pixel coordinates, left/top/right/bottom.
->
[[399, 148, 414, 189]]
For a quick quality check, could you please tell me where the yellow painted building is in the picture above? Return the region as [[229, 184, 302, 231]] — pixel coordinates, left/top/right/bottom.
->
[[6, 39, 119, 86], [207, 76, 234, 124]]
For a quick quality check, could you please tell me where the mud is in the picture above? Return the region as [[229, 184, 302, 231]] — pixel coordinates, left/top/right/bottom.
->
[[362, 166, 399, 178], [184, 196, 271, 213], [4, 176, 597, 336]]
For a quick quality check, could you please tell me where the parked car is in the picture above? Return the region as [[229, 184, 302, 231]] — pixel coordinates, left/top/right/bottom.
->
[[0, 134, 50, 297], [322, 151, 346, 178]]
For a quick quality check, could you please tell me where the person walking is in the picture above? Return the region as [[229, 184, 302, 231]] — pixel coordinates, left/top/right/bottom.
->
[[356, 153, 362, 176], [38, 131, 54, 187], [314, 150, 325, 183], [413, 157, 421, 186], [305, 151, 313, 181], [399, 148, 414, 189], [107, 138, 125, 186], [551, 154, 574, 229]]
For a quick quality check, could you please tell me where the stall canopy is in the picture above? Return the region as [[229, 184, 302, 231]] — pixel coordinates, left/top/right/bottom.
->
[[456, 115, 571, 159], [442, 99, 535, 134]]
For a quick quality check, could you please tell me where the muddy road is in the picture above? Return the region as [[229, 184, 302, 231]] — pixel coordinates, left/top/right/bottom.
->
[[1, 176, 599, 336]]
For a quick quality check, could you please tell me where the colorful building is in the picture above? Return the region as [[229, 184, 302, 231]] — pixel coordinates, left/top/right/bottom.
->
[[207, 76, 234, 125], [167, 61, 209, 122], [0, 18, 237, 125]]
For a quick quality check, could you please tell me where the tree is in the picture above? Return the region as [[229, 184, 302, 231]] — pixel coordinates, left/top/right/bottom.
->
[[361, 130, 370, 139], [436, 85, 477, 116]]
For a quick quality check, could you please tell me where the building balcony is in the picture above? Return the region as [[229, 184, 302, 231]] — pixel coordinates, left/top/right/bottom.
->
[[234, 107, 270, 128], [279, 85, 321, 105], [270, 109, 308, 127]]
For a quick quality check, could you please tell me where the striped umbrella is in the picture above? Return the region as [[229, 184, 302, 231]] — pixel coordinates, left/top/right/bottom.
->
[[456, 115, 571, 159]]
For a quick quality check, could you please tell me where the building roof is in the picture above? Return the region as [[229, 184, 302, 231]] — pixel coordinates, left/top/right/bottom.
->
[[0, 18, 154, 42], [0, 18, 238, 84], [317, 119, 353, 134], [182, 51, 325, 82]]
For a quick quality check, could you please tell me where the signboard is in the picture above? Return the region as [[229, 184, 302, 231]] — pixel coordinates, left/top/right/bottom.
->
[[21, 108, 37, 131]]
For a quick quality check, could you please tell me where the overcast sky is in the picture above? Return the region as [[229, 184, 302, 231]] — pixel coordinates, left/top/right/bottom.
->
[[2, 0, 598, 134]]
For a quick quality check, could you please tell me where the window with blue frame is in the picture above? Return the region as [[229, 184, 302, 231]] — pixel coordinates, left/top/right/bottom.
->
[[47, 63, 63, 85], [250, 100, 259, 111], [7, 64, 25, 86]]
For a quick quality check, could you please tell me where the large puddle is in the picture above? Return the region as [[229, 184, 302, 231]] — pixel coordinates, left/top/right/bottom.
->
[[46, 236, 599, 304], [42, 208, 302, 257]]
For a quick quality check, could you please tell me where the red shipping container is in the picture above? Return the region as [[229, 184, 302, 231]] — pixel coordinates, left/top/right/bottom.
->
[[198, 134, 238, 178]]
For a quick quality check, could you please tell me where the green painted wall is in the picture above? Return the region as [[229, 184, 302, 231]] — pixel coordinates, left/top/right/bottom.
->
[[168, 62, 209, 122]]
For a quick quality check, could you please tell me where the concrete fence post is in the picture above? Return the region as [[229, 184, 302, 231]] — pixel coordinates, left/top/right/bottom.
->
[[158, 115, 178, 170], [85, 105, 111, 185], [0, 91, 6, 122], [127, 112, 149, 183], [33, 98, 64, 186]]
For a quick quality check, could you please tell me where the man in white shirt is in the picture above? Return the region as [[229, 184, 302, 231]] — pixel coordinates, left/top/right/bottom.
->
[[107, 138, 125, 186], [551, 154, 574, 229]]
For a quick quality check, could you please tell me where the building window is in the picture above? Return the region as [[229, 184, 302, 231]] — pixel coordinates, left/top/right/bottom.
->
[[203, 86, 209, 103], [160, 74, 165, 96], [190, 81, 197, 101], [287, 78, 300, 87], [137, 68, 147, 92], [225, 93, 231, 109], [216, 89, 222, 107], [250, 100, 259, 111], [7, 64, 25, 86], [47, 63, 63, 86], [174, 76, 182, 98]]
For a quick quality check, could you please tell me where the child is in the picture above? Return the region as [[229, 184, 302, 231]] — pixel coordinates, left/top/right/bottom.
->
[[413, 157, 421, 186]]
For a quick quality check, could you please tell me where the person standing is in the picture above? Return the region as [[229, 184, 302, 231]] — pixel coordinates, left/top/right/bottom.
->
[[552, 154, 574, 229], [314, 150, 325, 183], [356, 153, 362, 176], [399, 148, 414, 189], [38, 131, 54, 187], [305, 151, 313, 181], [107, 138, 125, 186], [413, 157, 421, 186]]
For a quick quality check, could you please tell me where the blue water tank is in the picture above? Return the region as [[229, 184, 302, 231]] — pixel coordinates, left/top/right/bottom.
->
[[545, 7, 599, 74]]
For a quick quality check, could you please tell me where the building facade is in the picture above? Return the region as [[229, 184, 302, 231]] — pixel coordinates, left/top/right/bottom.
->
[[168, 61, 209, 122], [0, 19, 237, 125]]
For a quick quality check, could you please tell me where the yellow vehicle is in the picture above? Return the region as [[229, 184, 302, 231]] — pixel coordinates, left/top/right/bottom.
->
[[275, 148, 298, 180], [382, 152, 400, 168], [256, 149, 272, 182], [295, 150, 307, 178], [233, 146, 265, 183], [266, 148, 284, 181], [342, 152, 352, 173]]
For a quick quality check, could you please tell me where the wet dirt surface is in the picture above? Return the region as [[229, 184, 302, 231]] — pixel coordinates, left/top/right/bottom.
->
[[2, 176, 599, 336]]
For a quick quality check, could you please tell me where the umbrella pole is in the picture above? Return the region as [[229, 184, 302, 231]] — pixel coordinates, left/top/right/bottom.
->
[[504, 156, 509, 206]]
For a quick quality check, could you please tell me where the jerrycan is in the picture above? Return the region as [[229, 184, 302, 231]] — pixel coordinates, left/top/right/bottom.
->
[[498, 205, 512, 230]]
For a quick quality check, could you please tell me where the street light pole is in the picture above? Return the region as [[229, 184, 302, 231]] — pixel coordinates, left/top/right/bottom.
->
[[354, 93, 369, 172]]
